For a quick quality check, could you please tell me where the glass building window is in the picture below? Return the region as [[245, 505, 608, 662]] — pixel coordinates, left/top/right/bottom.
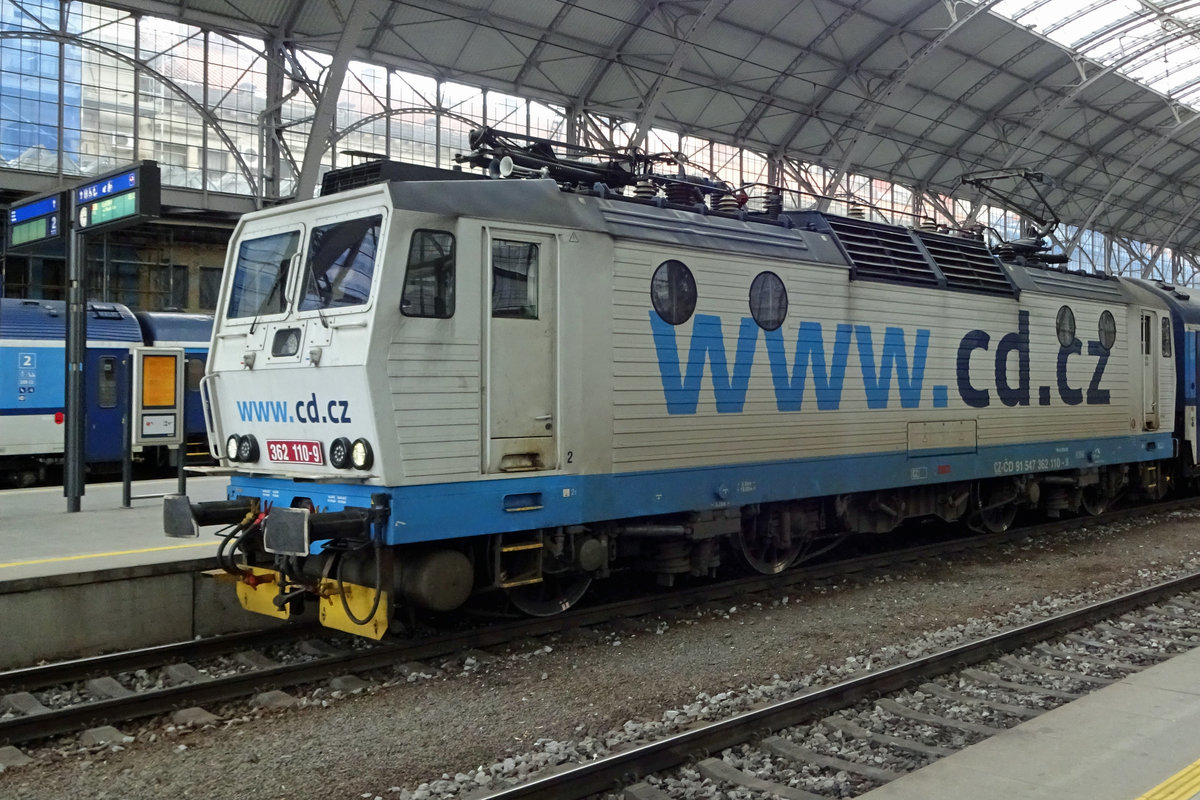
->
[[199, 267, 222, 311]]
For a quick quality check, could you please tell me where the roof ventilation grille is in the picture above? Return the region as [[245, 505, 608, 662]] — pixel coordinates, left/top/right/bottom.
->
[[916, 230, 1015, 296], [822, 215, 940, 287]]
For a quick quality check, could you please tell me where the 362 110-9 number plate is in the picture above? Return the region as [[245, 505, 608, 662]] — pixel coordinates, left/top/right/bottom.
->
[[266, 439, 324, 465]]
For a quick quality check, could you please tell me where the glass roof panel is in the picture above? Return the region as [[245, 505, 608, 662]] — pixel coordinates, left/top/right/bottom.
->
[[992, 0, 1200, 105]]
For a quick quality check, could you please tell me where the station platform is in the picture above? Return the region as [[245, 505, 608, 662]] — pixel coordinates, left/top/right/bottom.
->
[[0, 475, 229, 582], [0, 475, 277, 667], [858, 644, 1200, 800]]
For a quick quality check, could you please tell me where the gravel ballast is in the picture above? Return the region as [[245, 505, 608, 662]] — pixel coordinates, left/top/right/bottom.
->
[[2, 509, 1199, 799]]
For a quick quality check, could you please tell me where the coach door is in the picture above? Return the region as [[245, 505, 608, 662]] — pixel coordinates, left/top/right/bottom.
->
[[1186, 329, 1200, 462], [1141, 310, 1160, 430], [84, 349, 128, 461], [484, 230, 557, 472]]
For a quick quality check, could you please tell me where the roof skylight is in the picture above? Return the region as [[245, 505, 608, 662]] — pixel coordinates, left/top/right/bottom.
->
[[992, 0, 1200, 107]]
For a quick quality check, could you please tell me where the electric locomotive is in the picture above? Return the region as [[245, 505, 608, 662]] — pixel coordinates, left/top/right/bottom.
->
[[167, 131, 1187, 639]]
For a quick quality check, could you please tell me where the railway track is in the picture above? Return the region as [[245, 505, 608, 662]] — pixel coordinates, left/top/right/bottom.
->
[[2, 497, 1196, 752], [470, 573, 1200, 799]]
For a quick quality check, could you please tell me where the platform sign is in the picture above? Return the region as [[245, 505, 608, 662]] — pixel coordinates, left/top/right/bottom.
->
[[8, 190, 66, 249], [72, 160, 160, 234], [132, 346, 184, 446]]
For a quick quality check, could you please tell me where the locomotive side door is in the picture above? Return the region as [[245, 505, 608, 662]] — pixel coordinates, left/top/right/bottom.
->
[[1141, 309, 1160, 430], [483, 229, 557, 472]]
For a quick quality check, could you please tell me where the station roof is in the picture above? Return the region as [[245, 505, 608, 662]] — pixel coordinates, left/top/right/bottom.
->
[[114, 0, 1200, 256]]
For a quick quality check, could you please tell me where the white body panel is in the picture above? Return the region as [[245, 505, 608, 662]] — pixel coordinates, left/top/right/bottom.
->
[[205, 179, 1171, 493]]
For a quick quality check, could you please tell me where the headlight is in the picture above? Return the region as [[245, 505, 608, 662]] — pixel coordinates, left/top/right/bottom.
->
[[226, 434, 240, 462], [237, 434, 260, 463], [351, 438, 373, 470], [329, 437, 352, 469]]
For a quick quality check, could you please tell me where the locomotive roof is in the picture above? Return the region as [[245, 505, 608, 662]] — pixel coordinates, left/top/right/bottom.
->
[[270, 175, 1163, 307], [0, 298, 142, 342], [134, 310, 214, 345], [382, 176, 1161, 305], [1003, 264, 1135, 304], [385, 177, 848, 265]]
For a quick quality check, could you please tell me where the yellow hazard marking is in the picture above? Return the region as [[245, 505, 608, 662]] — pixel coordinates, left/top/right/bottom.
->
[[0, 541, 216, 569], [1134, 757, 1200, 800], [317, 577, 389, 639], [235, 566, 289, 620]]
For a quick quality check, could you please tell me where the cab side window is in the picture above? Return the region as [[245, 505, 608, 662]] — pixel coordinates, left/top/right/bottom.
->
[[401, 230, 456, 318]]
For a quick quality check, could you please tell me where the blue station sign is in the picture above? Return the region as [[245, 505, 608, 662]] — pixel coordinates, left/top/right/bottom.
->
[[7, 191, 66, 249]]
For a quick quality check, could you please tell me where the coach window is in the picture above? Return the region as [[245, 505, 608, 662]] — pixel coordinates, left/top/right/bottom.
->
[[1163, 317, 1173, 358], [1055, 305, 1076, 347], [492, 240, 539, 319], [651, 260, 697, 325], [299, 214, 381, 311], [185, 357, 204, 392], [227, 231, 300, 319], [1098, 310, 1117, 350], [97, 357, 118, 409], [401, 230, 455, 318], [749, 271, 787, 331]]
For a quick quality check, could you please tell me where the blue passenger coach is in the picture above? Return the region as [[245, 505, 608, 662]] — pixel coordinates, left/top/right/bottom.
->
[[1, 298, 141, 484], [135, 310, 214, 453], [0, 298, 212, 486]]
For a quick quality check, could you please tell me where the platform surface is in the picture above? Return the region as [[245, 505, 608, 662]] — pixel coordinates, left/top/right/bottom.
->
[[0, 476, 228, 581], [858, 643, 1200, 800]]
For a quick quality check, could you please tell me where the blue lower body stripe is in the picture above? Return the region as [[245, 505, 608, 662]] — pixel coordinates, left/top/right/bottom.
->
[[227, 432, 1174, 547]]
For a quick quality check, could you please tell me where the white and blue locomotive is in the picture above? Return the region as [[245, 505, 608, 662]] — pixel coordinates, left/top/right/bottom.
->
[[166, 136, 1200, 638]]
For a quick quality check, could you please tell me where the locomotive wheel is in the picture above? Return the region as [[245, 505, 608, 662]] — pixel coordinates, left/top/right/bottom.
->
[[14, 469, 39, 489], [730, 517, 804, 575], [1080, 484, 1110, 516], [974, 480, 1017, 533], [507, 572, 592, 616]]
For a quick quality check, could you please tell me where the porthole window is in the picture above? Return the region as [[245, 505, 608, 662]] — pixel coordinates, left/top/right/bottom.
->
[[1055, 305, 1076, 348], [749, 271, 788, 331], [1098, 310, 1117, 350], [650, 260, 697, 325]]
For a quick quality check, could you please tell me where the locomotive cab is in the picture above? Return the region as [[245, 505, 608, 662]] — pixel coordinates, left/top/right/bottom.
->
[[171, 178, 609, 637], [206, 191, 389, 482]]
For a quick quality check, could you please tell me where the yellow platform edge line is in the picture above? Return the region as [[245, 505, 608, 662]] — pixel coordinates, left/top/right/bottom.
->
[[1134, 757, 1200, 800], [0, 540, 215, 569]]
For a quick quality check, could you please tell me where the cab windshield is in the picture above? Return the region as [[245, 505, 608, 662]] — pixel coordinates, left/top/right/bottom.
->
[[227, 231, 300, 319], [298, 215, 382, 311]]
